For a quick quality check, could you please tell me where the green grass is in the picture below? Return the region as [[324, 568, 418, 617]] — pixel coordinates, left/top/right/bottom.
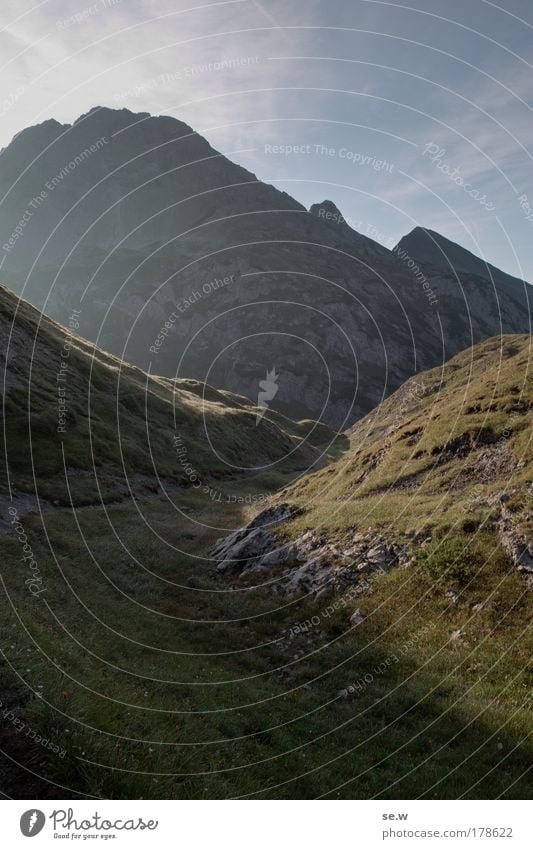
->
[[0, 476, 531, 799]]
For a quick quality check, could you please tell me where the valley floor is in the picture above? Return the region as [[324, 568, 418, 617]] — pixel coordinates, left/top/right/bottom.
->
[[0, 472, 531, 800]]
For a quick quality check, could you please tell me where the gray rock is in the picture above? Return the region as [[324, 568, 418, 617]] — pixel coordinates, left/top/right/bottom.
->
[[214, 504, 416, 598], [344, 545, 365, 557], [257, 544, 298, 568], [285, 554, 333, 596], [366, 545, 389, 564], [248, 504, 300, 530], [215, 527, 272, 573], [498, 506, 533, 585], [349, 608, 365, 626], [212, 502, 302, 574]]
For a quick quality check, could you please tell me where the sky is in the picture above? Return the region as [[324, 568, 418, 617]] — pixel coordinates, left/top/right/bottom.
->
[[1, 0, 533, 279]]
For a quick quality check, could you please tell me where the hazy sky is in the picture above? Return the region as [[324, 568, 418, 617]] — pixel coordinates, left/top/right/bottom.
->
[[2, 0, 533, 279]]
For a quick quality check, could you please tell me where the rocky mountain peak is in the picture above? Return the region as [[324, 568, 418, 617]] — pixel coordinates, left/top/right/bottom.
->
[[309, 199, 346, 222], [395, 226, 528, 291]]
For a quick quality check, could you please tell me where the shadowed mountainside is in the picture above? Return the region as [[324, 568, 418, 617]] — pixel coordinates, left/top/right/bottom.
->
[[0, 107, 530, 427]]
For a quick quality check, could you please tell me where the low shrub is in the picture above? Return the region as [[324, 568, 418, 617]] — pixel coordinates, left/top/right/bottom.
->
[[418, 536, 478, 586]]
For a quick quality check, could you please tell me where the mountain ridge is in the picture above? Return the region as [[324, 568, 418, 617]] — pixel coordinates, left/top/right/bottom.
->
[[4, 107, 530, 282], [0, 106, 530, 428]]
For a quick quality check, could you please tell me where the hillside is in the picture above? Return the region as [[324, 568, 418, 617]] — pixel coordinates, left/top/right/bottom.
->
[[0, 107, 530, 427], [214, 334, 532, 590], [289, 333, 532, 537], [0, 281, 337, 516]]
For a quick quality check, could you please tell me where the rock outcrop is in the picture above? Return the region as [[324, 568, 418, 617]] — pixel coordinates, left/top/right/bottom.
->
[[498, 503, 533, 589], [212, 505, 411, 597]]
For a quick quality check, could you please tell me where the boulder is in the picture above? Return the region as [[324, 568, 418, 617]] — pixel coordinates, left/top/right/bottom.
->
[[215, 527, 273, 573], [212, 503, 301, 574]]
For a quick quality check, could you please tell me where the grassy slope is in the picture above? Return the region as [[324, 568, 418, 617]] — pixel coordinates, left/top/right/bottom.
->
[[1, 295, 531, 800], [0, 283, 338, 505], [278, 334, 532, 539]]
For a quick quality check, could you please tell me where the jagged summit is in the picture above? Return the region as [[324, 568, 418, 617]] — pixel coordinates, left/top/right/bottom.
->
[[74, 105, 148, 123], [395, 226, 528, 290], [309, 199, 391, 258], [8, 117, 67, 148], [309, 198, 345, 220], [71, 105, 201, 139], [11, 106, 192, 142]]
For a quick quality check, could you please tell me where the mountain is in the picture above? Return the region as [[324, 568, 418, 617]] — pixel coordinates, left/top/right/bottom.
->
[[395, 226, 530, 294], [1, 107, 531, 427], [213, 333, 533, 594], [0, 281, 336, 518]]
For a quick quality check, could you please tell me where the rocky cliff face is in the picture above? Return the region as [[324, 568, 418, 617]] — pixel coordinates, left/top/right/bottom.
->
[[1, 107, 530, 427]]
